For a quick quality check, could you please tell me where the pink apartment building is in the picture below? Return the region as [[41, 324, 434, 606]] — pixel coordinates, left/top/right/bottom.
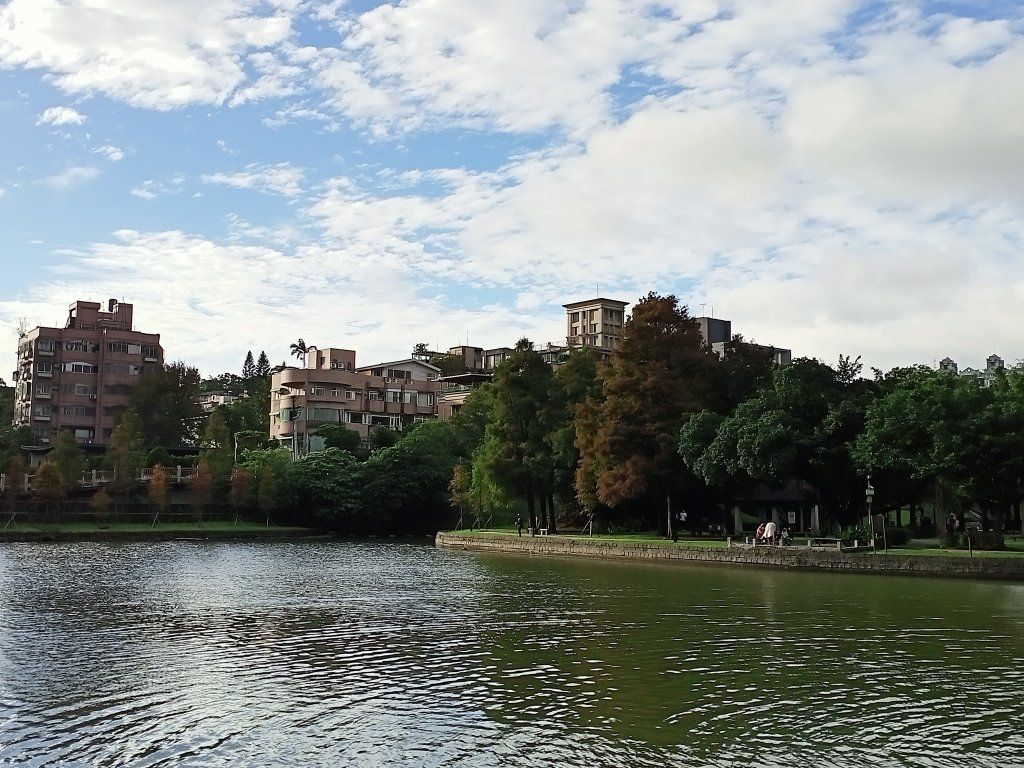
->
[[270, 347, 440, 455], [12, 300, 163, 446]]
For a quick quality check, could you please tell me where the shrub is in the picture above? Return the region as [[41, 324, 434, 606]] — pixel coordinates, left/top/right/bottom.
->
[[964, 531, 1005, 551], [885, 527, 911, 546], [941, 532, 960, 549]]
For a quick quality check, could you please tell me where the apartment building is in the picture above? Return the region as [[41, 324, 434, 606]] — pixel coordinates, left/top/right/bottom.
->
[[11, 300, 163, 446], [269, 347, 440, 455], [563, 297, 627, 356], [696, 316, 792, 366]]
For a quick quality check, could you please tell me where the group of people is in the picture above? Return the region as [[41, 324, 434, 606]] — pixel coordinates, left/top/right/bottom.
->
[[755, 521, 792, 546]]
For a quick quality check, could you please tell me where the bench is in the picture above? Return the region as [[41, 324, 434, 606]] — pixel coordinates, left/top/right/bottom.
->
[[528, 527, 549, 536]]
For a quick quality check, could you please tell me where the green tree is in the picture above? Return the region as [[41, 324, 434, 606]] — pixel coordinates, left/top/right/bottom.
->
[[106, 409, 145, 505], [200, 409, 234, 493], [129, 361, 203, 448], [315, 423, 363, 455], [449, 463, 473, 527], [50, 429, 86, 487], [255, 351, 271, 378], [578, 294, 713, 535], [257, 465, 278, 526], [369, 426, 399, 451], [290, 448, 361, 529], [242, 350, 256, 379], [477, 339, 556, 532]]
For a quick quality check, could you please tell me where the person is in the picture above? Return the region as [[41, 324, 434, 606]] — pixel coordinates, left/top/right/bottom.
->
[[755, 522, 766, 545], [672, 509, 686, 542], [780, 526, 792, 546], [515, 515, 523, 537], [764, 520, 778, 545], [946, 512, 956, 536]]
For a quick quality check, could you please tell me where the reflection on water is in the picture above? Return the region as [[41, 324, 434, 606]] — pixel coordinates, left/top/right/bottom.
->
[[1, 540, 1022, 767]]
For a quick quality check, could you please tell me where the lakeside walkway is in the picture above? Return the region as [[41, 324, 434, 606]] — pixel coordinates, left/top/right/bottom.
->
[[435, 531, 1024, 581]]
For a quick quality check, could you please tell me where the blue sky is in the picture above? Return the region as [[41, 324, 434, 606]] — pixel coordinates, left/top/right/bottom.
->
[[1, 0, 1022, 380]]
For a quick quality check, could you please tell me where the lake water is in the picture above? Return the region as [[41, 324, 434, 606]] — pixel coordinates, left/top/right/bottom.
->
[[1, 539, 1022, 767]]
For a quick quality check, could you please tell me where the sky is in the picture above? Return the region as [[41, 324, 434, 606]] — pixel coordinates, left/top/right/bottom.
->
[[1, 0, 1022, 381]]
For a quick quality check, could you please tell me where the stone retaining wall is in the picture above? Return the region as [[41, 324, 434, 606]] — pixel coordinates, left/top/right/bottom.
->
[[435, 532, 1024, 581]]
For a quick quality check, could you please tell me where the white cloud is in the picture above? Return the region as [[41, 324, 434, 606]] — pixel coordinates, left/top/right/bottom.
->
[[202, 162, 305, 197], [0, 0, 298, 109], [41, 165, 99, 189], [36, 105, 86, 126], [93, 145, 125, 162], [131, 176, 186, 200]]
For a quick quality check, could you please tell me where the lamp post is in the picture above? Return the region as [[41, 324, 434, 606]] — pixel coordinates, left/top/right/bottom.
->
[[865, 475, 876, 553]]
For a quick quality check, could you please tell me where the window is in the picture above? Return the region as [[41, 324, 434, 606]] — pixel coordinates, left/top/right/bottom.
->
[[311, 386, 326, 396], [417, 393, 434, 407], [37, 339, 56, 353], [66, 362, 99, 374], [63, 405, 96, 417], [107, 341, 129, 353], [35, 383, 51, 396], [34, 404, 51, 416], [331, 388, 341, 397], [141, 344, 159, 359], [75, 384, 97, 396], [37, 362, 53, 373], [367, 390, 382, 401], [345, 390, 357, 400], [386, 390, 402, 402]]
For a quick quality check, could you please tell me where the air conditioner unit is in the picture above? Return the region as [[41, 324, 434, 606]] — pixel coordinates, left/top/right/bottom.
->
[[89, 394, 97, 399]]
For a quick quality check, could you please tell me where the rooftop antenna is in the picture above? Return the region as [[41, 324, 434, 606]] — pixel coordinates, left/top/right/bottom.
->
[[700, 303, 706, 316]]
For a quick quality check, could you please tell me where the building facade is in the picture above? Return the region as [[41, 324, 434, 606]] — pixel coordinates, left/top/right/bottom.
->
[[563, 297, 628, 356], [269, 347, 440, 455], [11, 300, 163, 446]]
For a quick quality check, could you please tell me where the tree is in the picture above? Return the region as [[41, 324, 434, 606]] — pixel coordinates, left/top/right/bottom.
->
[[290, 448, 361, 529], [200, 409, 234, 493], [91, 487, 112, 525], [477, 338, 556, 532], [578, 293, 713, 535], [189, 457, 214, 525], [50, 429, 86, 487], [412, 342, 431, 360], [449, 463, 473, 527], [106, 409, 145, 504], [290, 338, 310, 365], [229, 468, 252, 524], [242, 350, 256, 379], [315, 423, 363, 455], [257, 465, 277, 526], [3, 455, 27, 527], [148, 464, 169, 526], [128, 362, 203, 448], [369, 426, 399, 451], [255, 351, 271, 378], [32, 461, 66, 522]]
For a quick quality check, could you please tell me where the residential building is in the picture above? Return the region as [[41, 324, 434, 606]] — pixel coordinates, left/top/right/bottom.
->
[[564, 297, 627, 356], [11, 300, 163, 446], [269, 347, 440, 456], [945, 354, 1005, 387], [696, 315, 792, 365]]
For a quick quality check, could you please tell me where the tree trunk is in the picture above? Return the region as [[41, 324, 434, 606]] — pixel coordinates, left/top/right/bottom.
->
[[547, 491, 558, 535]]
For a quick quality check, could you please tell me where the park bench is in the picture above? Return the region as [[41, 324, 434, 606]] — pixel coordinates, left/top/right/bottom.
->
[[529, 527, 549, 536]]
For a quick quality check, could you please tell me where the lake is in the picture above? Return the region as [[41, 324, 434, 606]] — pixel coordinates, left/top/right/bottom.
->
[[1, 539, 1022, 767]]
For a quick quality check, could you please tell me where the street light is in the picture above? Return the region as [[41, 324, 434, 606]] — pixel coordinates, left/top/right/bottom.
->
[[865, 475, 876, 553]]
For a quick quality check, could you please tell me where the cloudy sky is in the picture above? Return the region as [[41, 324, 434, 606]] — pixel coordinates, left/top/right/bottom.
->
[[1, 0, 1022, 380]]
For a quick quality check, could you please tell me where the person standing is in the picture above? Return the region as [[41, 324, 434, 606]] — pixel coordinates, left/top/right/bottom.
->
[[515, 515, 523, 537]]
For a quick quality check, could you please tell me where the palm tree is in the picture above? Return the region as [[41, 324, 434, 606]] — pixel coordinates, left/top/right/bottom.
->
[[289, 338, 309, 365]]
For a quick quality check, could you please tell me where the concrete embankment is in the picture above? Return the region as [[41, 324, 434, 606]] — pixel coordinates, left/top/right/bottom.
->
[[435, 532, 1024, 581]]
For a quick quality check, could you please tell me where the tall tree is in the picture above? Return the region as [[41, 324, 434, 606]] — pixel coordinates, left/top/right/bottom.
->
[[106, 409, 145, 504], [578, 294, 713, 534], [3, 455, 26, 527], [128, 362, 203, 448], [478, 338, 556, 532], [50, 429, 86, 487], [200, 409, 234, 493], [242, 350, 256, 379], [32, 461, 66, 522], [255, 351, 271, 378], [189, 457, 214, 525], [229, 468, 252, 525]]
